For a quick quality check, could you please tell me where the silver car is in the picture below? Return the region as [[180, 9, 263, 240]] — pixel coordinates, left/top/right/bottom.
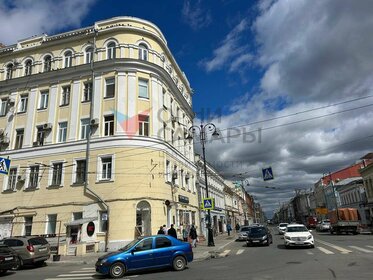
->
[[277, 223, 289, 235], [237, 226, 252, 241]]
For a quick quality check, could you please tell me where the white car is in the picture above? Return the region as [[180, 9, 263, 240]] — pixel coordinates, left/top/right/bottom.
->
[[284, 224, 314, 248], [277, 223, 288, 235], [237, 226, 252, 241]]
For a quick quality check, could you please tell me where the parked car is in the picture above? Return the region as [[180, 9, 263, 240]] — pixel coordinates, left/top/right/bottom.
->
[[0, 236, 50, 269], [246, 226, 273, 246], [277, 223, 288, 235], [316, 220, 331, 232], [95, 235, 193, 279], [237, 226, 252, 241], [0, 245, 18, 275], [284, 224, 314, 248]]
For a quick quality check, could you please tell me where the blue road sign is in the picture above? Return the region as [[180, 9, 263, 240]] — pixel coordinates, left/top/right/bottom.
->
[[203, 198, 214, 210], [262, 167, 274, 181], [0, 157, 11, 175]]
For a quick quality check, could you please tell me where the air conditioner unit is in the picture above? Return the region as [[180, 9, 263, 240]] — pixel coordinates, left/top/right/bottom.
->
[[0, 137, 9, 145], [43, 123, 52, 130], [90, 118, 99, 126], [17, 175, 26, 182], [7, 99, 15, 106]]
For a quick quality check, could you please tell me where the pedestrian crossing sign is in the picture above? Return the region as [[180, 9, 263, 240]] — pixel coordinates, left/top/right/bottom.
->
[[203, 198, 214, 210], [0, 157, 11, 175], [262, 167, 274, 181]]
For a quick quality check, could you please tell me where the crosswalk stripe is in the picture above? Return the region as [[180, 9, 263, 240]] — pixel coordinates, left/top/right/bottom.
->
[[56, 274, 93, 277], [366, 245, 373, 249], [219, 249, 230, 257], [81, 268, 94, 270], [44, 278, 94, 280], [317, 246, 334, 255], [70, 270, 95, 273], [236, 249, 244, 255], [315, 239, 352, 254], [348, 246, 373, 253], [306, 251, 314, 255]]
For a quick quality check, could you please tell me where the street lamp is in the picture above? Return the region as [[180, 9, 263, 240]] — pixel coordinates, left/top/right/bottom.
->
[[187, 123, 219, 247]]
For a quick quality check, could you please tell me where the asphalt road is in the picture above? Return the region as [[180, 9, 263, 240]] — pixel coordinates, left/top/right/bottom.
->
[[3, 228, 373, 280]]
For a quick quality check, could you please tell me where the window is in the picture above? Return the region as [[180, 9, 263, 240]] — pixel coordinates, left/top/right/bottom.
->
[[58, 122, 67, 143], [107, 42, 116, 59], [7, 168, 17, 191], [0, 99, 7, 116], [155, 237, 171, 248], [18, 95, 28, 113], [73, 212, 83, 221], [6, 63, 13, 80], [44, 55, 52, 72], [75, 160, 86, 184], [135, 238, 153, 252], [83, 82, 92, 102], [61, 86, 70, 106], [24, 60, 32, 76], [165, 160, 171, 182], [80, 118, 90, 139], [64, 51, 72, 68], [35, 126, 45, 146], [163, 89, 167, 108], [101, 157, 112, 180], [105, 78, 115, 98], [163, 122, 167, 140], [138, 79, 149, 99], [186, 173, 190, 191], [24, 216, 33, 236], [180, 169, 184, 188], [46, 214, 57, 234], [15, 129, 24, 149], [29, 165, 39, 189], [51, 162, 63, 186], [104, 115, 114, 136], [39, 91, 49, 109], [138, 115, 149, 136], [99, 211, 108, 232], [85, 47, 93, 64], [138, 43, 148, 60]]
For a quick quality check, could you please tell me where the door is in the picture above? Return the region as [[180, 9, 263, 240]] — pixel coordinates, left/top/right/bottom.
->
[[127, 238, 154, 271], [153, 236, 174, 267], [136, 201, 151, 236]]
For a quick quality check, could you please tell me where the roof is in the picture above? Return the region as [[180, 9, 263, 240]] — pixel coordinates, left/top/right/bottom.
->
[[334, 177, 363, 186], [361, 153, 373, 160]]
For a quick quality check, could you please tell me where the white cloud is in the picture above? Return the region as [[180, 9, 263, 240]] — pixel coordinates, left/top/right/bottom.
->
[[0, 0, 96, 45], [182, 0, 212, 31]]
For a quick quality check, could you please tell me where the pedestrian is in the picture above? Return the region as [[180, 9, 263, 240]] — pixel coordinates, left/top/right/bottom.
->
[[162, 224, 167, 234], [157, 226, 164, 234], [235, 223, 240, 232], [167, 224, 177, 239], [182, 224, 189, 242], [189, 224, 198, 248], [227, 223, 232, 236]]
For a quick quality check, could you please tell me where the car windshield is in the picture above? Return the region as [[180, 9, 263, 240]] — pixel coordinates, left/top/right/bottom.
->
[[119, 239, 141, 251], [287, 226, 308, 232], [279, 223, 288, 227], [250, 227, 266, 234]]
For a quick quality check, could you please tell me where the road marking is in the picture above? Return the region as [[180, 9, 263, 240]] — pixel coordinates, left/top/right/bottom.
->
[[306, 251, 314, 255], [366, 245, 373, 249], [55, 274, 94, 277], [218, 239, 236, 250], [219, 249, 231, 257], [317, 246, 334, 255], [70, 270, 96, 273], [81, 268, 94, 270], [315, 239, 352, 254], [236, 249, 244, 255], [348, 246, 373, 253], [44, 278, 94, 280]]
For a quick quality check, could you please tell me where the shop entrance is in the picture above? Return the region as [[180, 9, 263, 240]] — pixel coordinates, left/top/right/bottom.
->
[[136, 201, 151, 237]]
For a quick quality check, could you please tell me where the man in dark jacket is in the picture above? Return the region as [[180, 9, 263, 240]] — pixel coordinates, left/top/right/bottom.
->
[[167, 224, 177, 239], [189, 225, 198, 247]]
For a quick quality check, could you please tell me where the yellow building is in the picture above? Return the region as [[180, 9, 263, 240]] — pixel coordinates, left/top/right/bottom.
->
[[0, 17, 198, 254]]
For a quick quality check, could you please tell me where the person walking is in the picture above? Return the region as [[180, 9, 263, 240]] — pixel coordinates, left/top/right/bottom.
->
[[167, 224, 177, 239], [162, 224, 167, 234], [189, 225, 198, 248], [157, 226, 164, 234], [235, 223, 240, 232], [182, 224, 189, 241], [227, 223, 232, 236]]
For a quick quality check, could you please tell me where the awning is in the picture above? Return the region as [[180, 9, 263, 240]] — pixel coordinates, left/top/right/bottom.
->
[[64, 217, 97, 227]]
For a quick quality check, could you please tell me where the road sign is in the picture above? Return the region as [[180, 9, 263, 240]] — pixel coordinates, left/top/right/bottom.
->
[[0, 157, 11, 175], [262, 167, 274, 181], [203, 198, 214, 210]]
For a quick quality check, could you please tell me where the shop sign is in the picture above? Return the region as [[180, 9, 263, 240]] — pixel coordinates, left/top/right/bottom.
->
[[87, 221, 95, 237], [178, 195, 189, 204]]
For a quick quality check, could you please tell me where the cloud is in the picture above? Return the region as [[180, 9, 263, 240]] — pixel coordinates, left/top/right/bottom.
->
[[0, 0, 96, 45], [182, 0, 212, 31], [200, 19, 249, 72]]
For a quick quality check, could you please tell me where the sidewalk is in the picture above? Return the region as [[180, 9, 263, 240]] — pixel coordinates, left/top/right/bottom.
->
[[46, 233, 235, 265]]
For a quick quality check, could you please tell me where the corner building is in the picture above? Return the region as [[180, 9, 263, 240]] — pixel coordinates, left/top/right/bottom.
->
[[0, 17, 198, 254]]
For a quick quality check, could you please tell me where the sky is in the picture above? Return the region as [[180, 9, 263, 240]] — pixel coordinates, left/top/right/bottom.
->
[[1, 0, 373, 217]]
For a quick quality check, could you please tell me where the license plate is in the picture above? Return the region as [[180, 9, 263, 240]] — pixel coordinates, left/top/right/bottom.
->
[[295, 242, 303, 245], [39, 248, 47, 252], [252, 240, 259, 243], [5, 257, 13, 261]]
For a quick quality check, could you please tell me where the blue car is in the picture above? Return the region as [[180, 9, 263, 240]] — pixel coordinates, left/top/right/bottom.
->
[[95, 235, 193, 278]]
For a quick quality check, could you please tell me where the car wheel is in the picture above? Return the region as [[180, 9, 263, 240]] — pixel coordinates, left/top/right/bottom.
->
[[310, 245, 315, 248], [285, 244, 290, 249], [173, 256, 187, 271], [12, 257, 23, 270], [109, 262, 126, 279]]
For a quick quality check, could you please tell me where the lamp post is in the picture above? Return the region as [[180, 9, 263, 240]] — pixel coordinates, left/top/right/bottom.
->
[[187, 123, 219, 247]]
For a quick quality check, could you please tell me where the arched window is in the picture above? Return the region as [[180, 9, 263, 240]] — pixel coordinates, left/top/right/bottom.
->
[[24, 60, 32, 76], [64, 51, 72, 68], [138, 43, 148, 61], [136, 201, 152, 237], [6, 63, 13, 80], [44, 55, 52, 72], [107, 42, 116, 59], [85, 47, 93, 64]]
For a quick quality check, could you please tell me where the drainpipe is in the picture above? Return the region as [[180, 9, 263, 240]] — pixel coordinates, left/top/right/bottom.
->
[[84, 28, 110, 252]]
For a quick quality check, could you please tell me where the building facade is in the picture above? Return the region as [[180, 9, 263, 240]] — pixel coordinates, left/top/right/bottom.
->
[[0, 17, 199, 254]]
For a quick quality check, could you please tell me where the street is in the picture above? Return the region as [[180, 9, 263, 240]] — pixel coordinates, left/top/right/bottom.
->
[[3, 228, 373, 280]]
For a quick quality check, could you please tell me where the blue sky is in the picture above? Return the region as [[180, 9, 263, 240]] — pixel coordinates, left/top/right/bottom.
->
[[2, 0, 373, 216]]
